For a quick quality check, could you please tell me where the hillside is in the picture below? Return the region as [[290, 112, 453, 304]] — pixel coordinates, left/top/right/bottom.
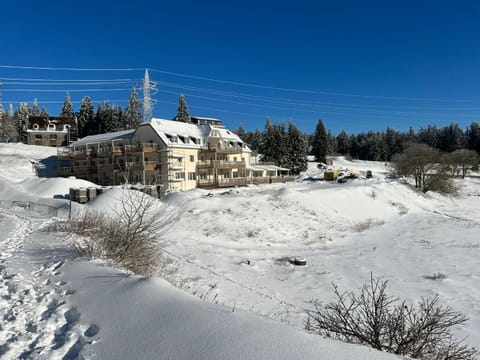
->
[[0, 142, 478, 359]]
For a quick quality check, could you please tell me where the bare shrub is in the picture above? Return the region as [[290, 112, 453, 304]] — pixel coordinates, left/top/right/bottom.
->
[[51, 190, 177, 276], [305, 275, 478, 360]]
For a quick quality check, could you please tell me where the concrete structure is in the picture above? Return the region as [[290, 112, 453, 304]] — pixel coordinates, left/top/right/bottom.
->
[[57, 118, 293, 194]]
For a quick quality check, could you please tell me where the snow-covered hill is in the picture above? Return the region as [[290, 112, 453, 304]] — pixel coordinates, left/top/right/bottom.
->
[[0, 142, 478, 359]]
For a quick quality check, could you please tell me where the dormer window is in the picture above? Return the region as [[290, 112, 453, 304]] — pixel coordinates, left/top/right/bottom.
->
[[64, 124, 71, 132], [166, 134, 178, 143], [32, 123, 39, 130], [178, 135, 189, 144], [47, 123, 56, 131]]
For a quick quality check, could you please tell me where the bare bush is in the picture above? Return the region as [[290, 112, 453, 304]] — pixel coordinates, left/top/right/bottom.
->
[[50, 190, 177, 276], [305, 275, 478, 360], [391, 144, 456, 194]]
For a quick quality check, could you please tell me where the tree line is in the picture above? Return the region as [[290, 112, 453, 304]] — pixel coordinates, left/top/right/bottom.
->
[[0, 88, 143, 139], [236, 120, 480, 162]]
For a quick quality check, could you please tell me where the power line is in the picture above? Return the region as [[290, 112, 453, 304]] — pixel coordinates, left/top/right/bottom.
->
[[1, 88, 131, 92], [0, 65, 142, 71], [2, 81, 137, 86], [1, 64, 478, 102], [0, 77, 139, 82], [156, 81, 480, 113], [148, 68, 480, 103]]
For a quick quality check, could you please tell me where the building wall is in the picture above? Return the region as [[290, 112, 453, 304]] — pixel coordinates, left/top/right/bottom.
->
[[27, 131, 68, 147]]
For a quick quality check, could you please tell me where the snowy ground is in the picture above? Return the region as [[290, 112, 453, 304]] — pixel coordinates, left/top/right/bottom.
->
[[0, 142, 479, 359]]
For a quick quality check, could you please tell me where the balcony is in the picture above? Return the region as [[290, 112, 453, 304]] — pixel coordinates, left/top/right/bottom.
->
[[112, 147, 123, 156], [125, 143, 158, 153], [57, 148, 72, 159], [196, 176, 293, 189], [200, 146, 243, 155], [57, 167, 72, 176], [197, 160, 246, 169]]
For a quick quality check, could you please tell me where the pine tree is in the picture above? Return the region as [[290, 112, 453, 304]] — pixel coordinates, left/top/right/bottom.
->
[[437, 123, 465, 153], [176, 94, 191, 123], [13, 102, 31, 138], [259, 117, 276, 162], [92, 103, 104, 135], [101, 102, 114, 132], [124, 88, 142, 129], [466, 122, 480, 154], [311, 119, 328, 163], [336, 130, 351, 155], [77, 96, 95, 138], [60, 92, 74, 118], [286, 121, 308, 174], [32, 98, 40, 116]]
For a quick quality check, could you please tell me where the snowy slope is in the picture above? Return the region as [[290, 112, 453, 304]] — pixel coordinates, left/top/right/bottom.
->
[[0, 142, 478, 359]]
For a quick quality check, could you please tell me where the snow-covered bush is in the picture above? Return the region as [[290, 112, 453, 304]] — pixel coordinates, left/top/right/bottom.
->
[[305, 275, 478, 360], [50, 190, 176, 276]]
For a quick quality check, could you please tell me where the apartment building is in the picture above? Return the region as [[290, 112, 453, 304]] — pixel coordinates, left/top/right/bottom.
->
[[57, 117, 293, 193]]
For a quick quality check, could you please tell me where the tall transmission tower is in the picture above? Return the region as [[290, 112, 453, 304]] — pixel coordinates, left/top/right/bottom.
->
[[0, 82, 4, 117], [142, 69, 157, 122]]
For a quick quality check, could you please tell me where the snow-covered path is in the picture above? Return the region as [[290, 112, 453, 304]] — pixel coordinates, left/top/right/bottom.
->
[[0, 209, 99, 360]]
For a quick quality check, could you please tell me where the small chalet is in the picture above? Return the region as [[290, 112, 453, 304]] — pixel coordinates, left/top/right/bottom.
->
[[24, 115, 77, 147]]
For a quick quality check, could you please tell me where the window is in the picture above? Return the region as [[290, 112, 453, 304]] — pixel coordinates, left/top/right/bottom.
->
[[47, 123, 56, 131], [199, 173, 207, 180], [190, 155, 195, 162], [200, 156, 204, 161], [175, 172, 185, 180], [166, 134, 178, 143], [177, 157, 183, 163], [224, 172, 230, 179], [33, 123, 39, 130], [179, 135, 189, 144], [233, 157, 237, 162], [233, 171, 238, 178], [188, 172, 196, 180], [35, 134, 42, 140]]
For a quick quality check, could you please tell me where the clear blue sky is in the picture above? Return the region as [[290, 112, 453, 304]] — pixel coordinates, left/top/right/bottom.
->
[[1, 0, 480, 134]]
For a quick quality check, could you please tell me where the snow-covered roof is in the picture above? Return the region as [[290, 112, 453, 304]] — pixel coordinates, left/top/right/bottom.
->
[[70, 129, 135, 146], [149, 118, 208, 148]]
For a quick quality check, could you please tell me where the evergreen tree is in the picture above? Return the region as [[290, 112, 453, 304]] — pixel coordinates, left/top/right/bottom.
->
[[417, 125, 439, 148], [327, 129, 336, 155], [92, 103, 104, 135], [437, 123, 465, 153], [336, 130, 351, 155], [466, 122, 480, 154], [235, 123, 246, 139], [60, 92, 74, 118], [77, 96, 95, 138], [124, 88, 142, 129], [101, 102, 114, 132], [260, 118, 278, 163], [32, 98, 40, 116], [176, 94, 191, 123], [311, 119, 328, 163], [13, 102, 31, 138], [286, 122, 308, 174]]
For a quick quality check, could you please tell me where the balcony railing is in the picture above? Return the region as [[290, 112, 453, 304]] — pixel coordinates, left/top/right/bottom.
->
[[197, 176, 294, 189], [196, 160, 246, 169], [200, 146, 244, 154], [125, 143, 158, 153]]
